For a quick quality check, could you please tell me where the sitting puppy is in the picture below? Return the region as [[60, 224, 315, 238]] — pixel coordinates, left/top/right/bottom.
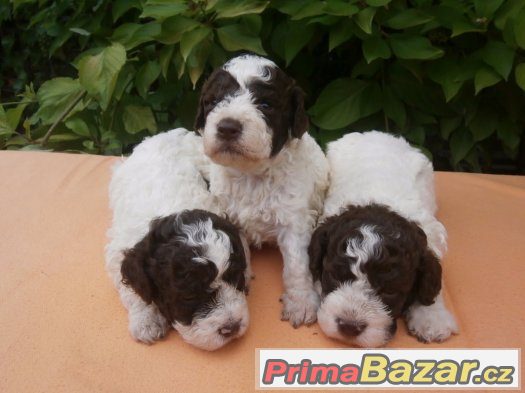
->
[[106, 129, 250, 350], [309, 131, 458, 347], [196, 55, 329, 327]]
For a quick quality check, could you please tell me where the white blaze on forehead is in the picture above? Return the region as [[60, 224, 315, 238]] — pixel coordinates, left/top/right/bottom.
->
[[346, 225, 381, 277], [223, 55, 276, 87], [176, 217, 232, 276]]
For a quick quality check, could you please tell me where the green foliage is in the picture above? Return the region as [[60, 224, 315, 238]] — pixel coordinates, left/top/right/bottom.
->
[[1, 0, 525, 172]]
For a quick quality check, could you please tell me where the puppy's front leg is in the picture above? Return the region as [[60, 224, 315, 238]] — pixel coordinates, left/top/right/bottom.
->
[[278, 229, 320, 328], [118, 284, 169, 344], [406, 292, 458, 343]]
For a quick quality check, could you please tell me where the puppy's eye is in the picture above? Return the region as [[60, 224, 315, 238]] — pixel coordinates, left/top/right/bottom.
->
[[180, 293, 197, 302], [381, 289, 399, 298], [206, 98, 219, 107], [258, 100, 271, 110]]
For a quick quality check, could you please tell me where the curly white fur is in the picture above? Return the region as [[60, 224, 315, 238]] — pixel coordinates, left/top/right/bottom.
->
[[210, 133, 329, 327]]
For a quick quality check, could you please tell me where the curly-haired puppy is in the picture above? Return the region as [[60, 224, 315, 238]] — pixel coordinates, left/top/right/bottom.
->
[[195, 55, 329, 327], [309, 131, 458, 347], [106, 129, 250, 350]]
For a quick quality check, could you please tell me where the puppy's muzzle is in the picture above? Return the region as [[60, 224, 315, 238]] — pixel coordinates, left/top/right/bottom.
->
[[217, 118, 242, 141], [218, 321, 241, 338], [336, 318, 367, 338]]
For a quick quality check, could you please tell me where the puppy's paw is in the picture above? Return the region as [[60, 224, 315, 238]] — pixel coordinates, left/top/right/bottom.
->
[[280, 289, 320, 328], [129, 305, 169, 344], [406, 305, 458, 343]]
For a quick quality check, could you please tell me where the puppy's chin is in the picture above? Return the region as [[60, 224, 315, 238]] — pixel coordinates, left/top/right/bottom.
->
[[204, 141, 267, 173]]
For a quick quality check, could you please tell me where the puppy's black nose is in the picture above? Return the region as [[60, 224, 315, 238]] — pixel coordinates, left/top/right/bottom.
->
[[217, 118, 242, 140], [218, 322, 240, 338], [336, 318, 367, 337]]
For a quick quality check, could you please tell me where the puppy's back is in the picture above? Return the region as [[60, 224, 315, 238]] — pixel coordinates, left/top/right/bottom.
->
[[107, 129, 219, 271], [324, 131, 436, 222]]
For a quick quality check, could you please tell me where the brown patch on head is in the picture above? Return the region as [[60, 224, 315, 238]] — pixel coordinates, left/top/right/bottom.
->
[[120, 210, 248, 325], [309, 204, 442, 317], [247, 67, 308, 155], [195, 69, 240, 132]]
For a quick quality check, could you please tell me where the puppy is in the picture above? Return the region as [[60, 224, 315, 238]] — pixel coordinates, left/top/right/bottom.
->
[[309, 131, 458, 347], [195, 55, 329, 327], [106, 129, 251, 350]]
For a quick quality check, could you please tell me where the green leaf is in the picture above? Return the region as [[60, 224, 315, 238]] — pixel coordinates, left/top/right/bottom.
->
[[494, 0, 525, 30], [159, 45, 175, 79], [78, 43, 126, 110], [65, 116, 92, 138], [355, 7, 377, 34], [450, 128, 475, 165], [383, 87, 406, 129], [366, 0, 390, 6], [474, 66, 502, 94], [187, 40, 211, 88], [216, 24, 266, 55], [515, 63, 525, 91], [469, 108, 498, 141], [329, 21, 354, 52], [70, 27, 90, 36], [474, 0, 504, 18], [385, 9, 433, 29], [404, 126, 426, 145], [135, 61, 161, 98], [141, 0, 188, 19], [284, 22, 315, 66], [514, 8, 525, 49], [180, 27, 212, 61], [34, 78, 85, 125], [426, 58, 463, 102], [482, 41, 515, 80], [440, 117, 462, 140], [214, 0, 269, 19], [451, 19, 485, 37], [290, 2, 326, 20], [6, 104, 26, 131], [123, 105, 157, 134], [389, 34, 444, 60], [111, 22, 161, 50], [0, 106, 13, 136], [112, 0, 141, 21], [309, 78, 381, 130], [158, 16, 200, 45], [324, 1, 359, 16], [362, 36, 391, 63], [241, 14, 263, 35], [497, 118, 521, 149]]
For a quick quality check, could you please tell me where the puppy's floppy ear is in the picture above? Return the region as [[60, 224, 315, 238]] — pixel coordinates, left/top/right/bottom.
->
[[121, 241, 154, 304], [413, 228, 442, 305], [194, 91, 206, 133], [308, 222, 331, 282], [290, 85, 308, 138]]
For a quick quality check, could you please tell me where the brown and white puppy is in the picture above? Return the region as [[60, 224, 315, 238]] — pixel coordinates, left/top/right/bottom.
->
[[121, 210, 250, 351], [195, 55, 329, 327], [106, 129, 251, 350], [310, 131, 458, 347]]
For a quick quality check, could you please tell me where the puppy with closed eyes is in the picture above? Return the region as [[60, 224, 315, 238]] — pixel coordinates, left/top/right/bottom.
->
[[121, 210, 250, 351], [105, 128, 251, 350], [309, 131, 458, 347]]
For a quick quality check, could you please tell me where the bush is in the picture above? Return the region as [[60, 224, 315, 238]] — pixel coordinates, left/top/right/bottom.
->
[[1, 0, 524, 172]]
